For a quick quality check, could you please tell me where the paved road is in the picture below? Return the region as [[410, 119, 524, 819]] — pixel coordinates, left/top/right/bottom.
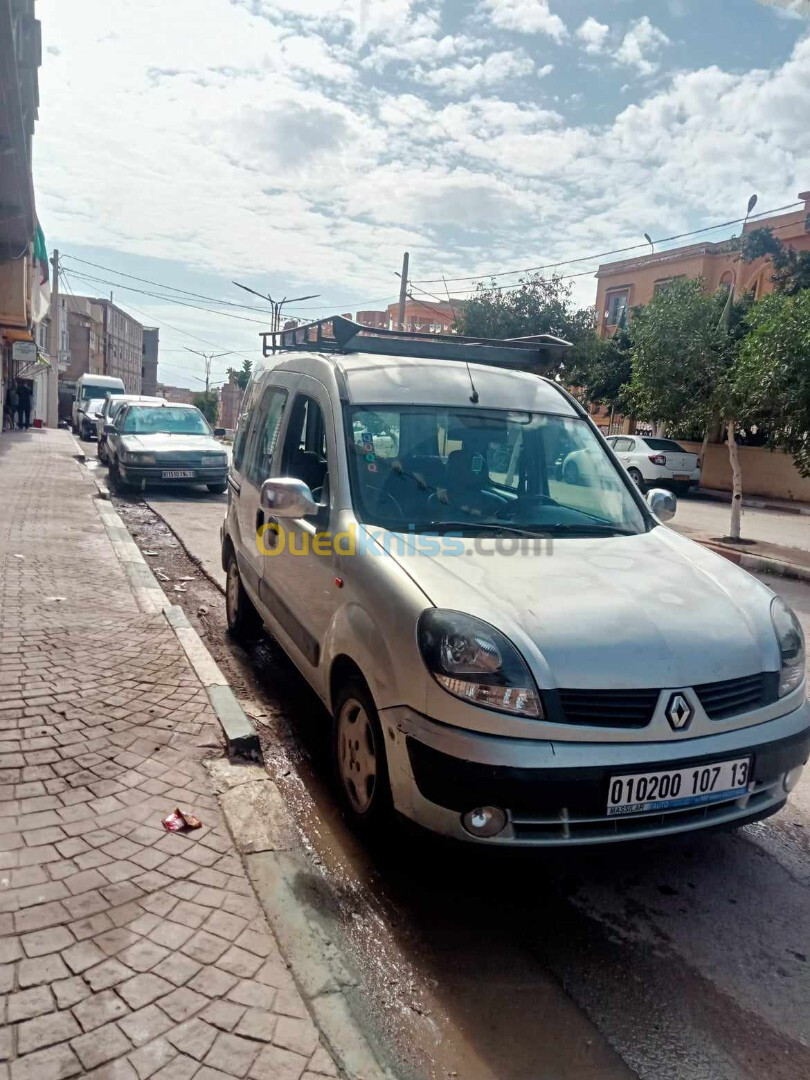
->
[[674, 494, 810, 552], [113, 482, 810, 1080]]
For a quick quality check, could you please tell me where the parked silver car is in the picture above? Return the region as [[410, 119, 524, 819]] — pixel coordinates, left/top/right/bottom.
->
[[105, 402, 228, 494], [97, 394, 166, 464], [221, 317, 809, 847], [76, 398, 108, 442]]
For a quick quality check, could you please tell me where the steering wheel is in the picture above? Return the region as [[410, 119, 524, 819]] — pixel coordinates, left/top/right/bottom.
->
[[366, 486, 404, 517]]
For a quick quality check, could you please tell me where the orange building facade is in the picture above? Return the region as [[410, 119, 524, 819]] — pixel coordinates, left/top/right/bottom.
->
[[594, 190, 810, 337]]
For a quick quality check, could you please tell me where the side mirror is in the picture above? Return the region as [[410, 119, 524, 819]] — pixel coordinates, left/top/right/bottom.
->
[[646, 487, 677, 522], [103, 424, 116, 435], [213, 427, 227, 438], [260, 477, 318, 519]]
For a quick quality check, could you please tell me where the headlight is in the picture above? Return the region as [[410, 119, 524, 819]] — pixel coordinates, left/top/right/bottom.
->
[[120, 451, 156, 465], [417, 610, 543, 718], [771, 596, 805, 697], [207, 454, 227, 465]]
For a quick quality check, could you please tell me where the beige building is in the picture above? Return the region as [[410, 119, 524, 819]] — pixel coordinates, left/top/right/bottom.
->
[[67, 297, 144, 392], [595, 190, 810, 336]]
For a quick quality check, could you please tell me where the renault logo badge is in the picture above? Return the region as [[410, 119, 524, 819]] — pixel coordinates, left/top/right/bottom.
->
[[666, 692, 693, 731]]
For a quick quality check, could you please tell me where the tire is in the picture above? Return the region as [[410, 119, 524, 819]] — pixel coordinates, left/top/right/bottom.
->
[[225, 548, 262, 640], [673, 482, 689, 497], [109, 460, 130, 494], [332, 677, 392, 835], [80, 427, 89, 442], [563, 459, 580, 485], [628, 468, 645, 491], [207, 482, 227, 494]]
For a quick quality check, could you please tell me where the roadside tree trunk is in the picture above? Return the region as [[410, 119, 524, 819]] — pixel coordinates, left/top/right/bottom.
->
[[726, 418, 743, 541], [699, 426, 710, 488]]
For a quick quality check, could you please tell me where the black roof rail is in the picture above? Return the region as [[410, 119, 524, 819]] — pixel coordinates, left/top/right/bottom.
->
[[260, 315, 572, 375]]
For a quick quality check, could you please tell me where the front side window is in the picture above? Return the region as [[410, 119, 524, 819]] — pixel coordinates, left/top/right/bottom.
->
[[345, 405, 648, 537], [121, 407, 209, 435], [280, 394, 331, 509]]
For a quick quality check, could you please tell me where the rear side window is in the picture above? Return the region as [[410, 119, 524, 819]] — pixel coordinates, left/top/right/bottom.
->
[[245, 387, 288, 488], [232, 381, 262, 473]]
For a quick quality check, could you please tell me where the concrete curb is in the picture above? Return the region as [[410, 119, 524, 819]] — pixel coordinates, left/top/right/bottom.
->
[[695, 487, 810, 516], [207, 760, 398, 1080], [696, 539, 810, 584]]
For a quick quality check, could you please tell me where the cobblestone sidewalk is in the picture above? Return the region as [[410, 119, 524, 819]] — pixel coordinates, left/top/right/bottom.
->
[[0, 430, 338, 1080]]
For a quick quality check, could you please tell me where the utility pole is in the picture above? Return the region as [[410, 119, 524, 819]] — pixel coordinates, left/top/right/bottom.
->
[[232, 283, 320, 334], [47, 249, 60, 429], [396, 251, 409, 330]]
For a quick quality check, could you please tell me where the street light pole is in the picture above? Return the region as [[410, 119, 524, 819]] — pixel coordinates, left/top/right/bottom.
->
[[232, 283, 320, 333], [183, 348, 232, 395]]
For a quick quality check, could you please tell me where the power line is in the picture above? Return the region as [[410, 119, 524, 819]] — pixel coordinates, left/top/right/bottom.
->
[[412, 200, 804, 285], [61, 253, 399, 315]]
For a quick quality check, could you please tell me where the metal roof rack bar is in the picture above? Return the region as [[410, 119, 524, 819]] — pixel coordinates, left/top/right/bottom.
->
[[260, 315, 572, 373]]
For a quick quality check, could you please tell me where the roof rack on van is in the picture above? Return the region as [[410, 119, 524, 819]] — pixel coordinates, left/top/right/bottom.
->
[[260, 316, 572, 375]]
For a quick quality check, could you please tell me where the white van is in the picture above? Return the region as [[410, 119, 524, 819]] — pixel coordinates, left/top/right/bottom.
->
[[72, 374, 126, 434]]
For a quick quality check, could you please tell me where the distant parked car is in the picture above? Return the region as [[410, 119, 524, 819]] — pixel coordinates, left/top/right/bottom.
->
[[71, 374, 125, 434], [76, 398, 109, 442], [97, 395, 166, 464], [606, 436, 701, 495], [105, 402, 228, 494]]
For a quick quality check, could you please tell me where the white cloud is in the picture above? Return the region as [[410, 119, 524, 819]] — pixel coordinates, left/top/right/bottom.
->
[[576, 16, 609, 55], [481, 0, 566, 41], [416, 50, 535, 95], [616, 16, 671, 75]]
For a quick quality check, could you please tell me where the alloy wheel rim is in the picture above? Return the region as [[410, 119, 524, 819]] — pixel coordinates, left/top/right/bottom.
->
[[338, 699, 377, 814]]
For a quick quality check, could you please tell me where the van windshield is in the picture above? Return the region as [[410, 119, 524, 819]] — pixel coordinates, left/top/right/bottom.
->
[[81, 385, 124, 400], [345, 405, 648, 537]]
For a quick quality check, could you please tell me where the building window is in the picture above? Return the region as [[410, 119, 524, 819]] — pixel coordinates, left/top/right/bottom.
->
[[653, 275, 685, 294], [605, 290, 629, 326]]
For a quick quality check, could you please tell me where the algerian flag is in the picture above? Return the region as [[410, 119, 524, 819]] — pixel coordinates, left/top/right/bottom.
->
[[31, 223, 51, 324]]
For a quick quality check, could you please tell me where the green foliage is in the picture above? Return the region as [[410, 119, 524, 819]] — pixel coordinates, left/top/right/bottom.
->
[[740, 227, 810, 296], [193, 390, 219, 425], [737, 290, 810, 476], [566, 328, 633, 412], [226, 358, 253, 390], [455, 272, 602, 387]]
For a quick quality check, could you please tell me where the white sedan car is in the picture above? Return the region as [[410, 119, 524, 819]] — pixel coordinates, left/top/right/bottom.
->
[[606, 435, 701, 495]]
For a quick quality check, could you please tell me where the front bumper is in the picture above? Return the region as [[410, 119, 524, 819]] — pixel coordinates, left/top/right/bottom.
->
[[381, 700, 810, 846], [118, 463, 228, 486]]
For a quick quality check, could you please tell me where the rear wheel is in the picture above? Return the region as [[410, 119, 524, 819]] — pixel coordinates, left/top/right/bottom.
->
[[628, 467, 645, 491], [225, 549, 262, 640], [333, 678, 392, 835]]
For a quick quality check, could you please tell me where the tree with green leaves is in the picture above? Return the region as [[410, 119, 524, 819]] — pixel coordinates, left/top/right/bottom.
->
[[736, 289, 810, 479], [226, 358, 253, 390], [455, 272, 598, 379], [740, 228, 810, 295], [193, 390, 219, 426], [627, 277, 755, 539]]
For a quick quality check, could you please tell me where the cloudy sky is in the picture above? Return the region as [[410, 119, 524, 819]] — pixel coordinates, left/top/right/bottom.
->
[[35, 0, 810, 389]]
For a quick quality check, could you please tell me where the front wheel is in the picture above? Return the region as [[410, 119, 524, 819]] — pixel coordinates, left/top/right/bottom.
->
[[207, 482, 227, 494], [225, 549, 262, 640], [333, 678, 392, 835], [109, 460, 130, 494]]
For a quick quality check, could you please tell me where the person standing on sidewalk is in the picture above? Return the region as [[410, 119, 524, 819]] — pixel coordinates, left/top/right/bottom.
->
[[16, 380, 32, 429]]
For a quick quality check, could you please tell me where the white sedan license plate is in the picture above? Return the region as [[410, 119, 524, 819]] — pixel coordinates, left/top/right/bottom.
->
[[673, 473, 690, 481], [162, 469, 195, 479], [607, 757, 751, 817]]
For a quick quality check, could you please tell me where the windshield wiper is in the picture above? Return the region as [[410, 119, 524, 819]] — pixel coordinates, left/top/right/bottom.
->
[[424, 521, 554, 539], [541, 523, 636, 535]]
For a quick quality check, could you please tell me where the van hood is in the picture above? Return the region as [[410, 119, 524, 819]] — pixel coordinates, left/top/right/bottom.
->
[[383, 525, 780, 689]]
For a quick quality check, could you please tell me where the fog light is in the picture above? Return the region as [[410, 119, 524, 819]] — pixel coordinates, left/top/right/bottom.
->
[[783, 766, 804, 794], [461, 806, 507, 838]]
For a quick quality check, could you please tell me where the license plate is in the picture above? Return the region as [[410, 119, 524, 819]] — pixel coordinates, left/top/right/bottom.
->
[[673, 473, 690, 481], [606, 757, 751, 817], [162, 469, 195, 479]]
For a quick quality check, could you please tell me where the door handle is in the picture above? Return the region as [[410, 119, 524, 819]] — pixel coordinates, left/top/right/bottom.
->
[[257, 510, 279, 548]]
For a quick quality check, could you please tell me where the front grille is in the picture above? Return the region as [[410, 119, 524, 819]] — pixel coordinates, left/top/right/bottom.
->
[[694, 672, 779, 719], [557, 688, 659, 728]]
